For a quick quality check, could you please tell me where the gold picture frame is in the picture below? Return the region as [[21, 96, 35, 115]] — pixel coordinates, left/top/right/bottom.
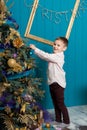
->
[[25, 0, 80, 46]]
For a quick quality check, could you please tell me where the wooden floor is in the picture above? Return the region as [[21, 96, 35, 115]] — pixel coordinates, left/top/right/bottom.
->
[[48, 105, 87, 130]]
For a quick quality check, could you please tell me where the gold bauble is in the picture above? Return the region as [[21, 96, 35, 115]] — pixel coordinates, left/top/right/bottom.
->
[[7, 58, 16, 67], [45, 122, 50, 128], [15, 128, 19, 130]]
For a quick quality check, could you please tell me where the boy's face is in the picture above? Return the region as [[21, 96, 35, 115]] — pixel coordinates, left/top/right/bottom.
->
[[53, 39, 67, 53]]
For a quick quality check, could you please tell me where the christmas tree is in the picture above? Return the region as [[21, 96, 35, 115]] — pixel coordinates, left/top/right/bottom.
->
[[0, 0, 45, 129]]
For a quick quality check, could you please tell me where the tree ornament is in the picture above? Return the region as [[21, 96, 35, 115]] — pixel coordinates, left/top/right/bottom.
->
[[7, 58, 16, 67], [12, 65, 22, 72], [45, 122, 50, 128], [7, 58, 22, 72], [13, 53, 17, 58], [15, 128, 19, 130], [23, 94, 33, 102], [13, 37, 24, 48], [29, 49, 33, 55]]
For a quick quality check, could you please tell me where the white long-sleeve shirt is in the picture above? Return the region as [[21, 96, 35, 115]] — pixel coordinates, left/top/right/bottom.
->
[[34, 48, 66, 88]]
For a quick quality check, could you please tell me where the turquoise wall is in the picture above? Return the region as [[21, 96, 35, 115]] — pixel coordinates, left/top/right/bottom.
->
[[7, 0, 87, 109]]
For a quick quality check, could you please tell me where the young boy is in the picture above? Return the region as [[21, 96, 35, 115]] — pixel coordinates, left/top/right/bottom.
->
[[30, 37, 70, 127]]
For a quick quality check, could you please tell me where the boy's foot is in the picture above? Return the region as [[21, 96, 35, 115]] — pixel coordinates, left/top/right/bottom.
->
[[60, 123, 70, 128], [52, 122, 70, 128], [50, 121, 62, 125]]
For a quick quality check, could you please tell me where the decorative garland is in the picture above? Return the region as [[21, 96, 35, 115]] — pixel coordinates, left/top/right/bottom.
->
[[7, 69, 33, 80], [24, 0, 87, 24]]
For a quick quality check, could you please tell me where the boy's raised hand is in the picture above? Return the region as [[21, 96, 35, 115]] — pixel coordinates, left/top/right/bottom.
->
[[30, 44, 36, 50]]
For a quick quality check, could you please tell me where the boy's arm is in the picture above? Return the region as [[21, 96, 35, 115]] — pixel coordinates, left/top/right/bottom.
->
[[29, 44, 61, 63]]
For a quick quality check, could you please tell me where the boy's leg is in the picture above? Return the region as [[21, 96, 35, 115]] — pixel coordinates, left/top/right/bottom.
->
[[50, 83, 62, 122], [50, 82, 70, 124]]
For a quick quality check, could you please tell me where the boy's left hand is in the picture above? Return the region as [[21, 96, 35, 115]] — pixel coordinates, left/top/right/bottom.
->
[[30, 44, 36, 50]]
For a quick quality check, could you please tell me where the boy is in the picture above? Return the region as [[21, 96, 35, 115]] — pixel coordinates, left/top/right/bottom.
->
[[30, 37, 70, 127]]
